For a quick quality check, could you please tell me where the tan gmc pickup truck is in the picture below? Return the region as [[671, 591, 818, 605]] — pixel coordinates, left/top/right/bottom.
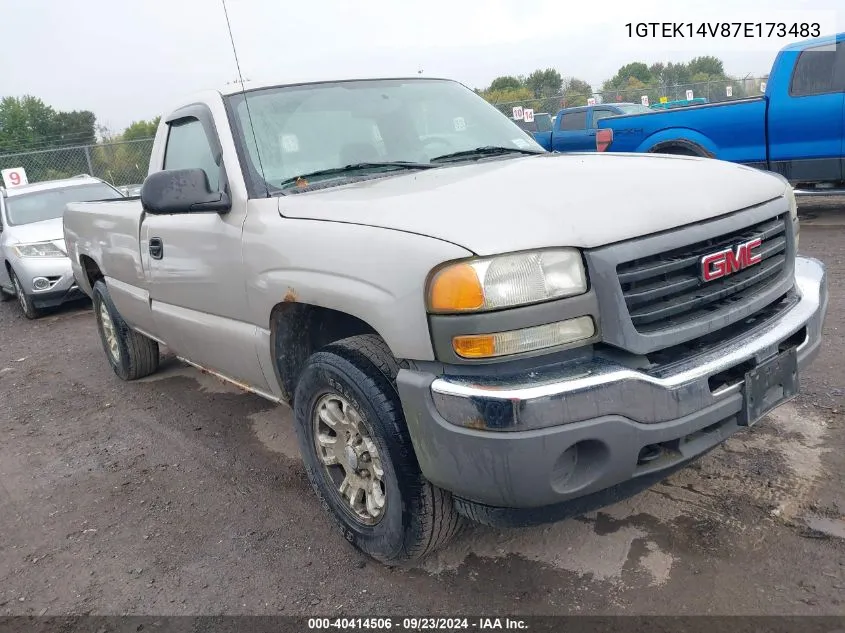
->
[[63, 77, 827, 563]]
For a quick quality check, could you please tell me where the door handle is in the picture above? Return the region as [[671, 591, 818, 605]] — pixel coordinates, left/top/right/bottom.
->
[[149, 237, 163, 260]]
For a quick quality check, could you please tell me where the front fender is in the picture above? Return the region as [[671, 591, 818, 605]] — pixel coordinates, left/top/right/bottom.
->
[[636, 128, 720, 157], [243, 216, 473, 361]]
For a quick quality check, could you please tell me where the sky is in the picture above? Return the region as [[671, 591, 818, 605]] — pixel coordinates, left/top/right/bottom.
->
[[1, 0, 841, 134]]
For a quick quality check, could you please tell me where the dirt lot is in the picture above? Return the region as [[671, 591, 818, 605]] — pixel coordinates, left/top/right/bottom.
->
[[1, 202, 844, 616]]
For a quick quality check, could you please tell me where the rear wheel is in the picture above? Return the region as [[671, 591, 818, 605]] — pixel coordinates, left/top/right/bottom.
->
[[293, 334, 464, 563], [10, 270, 40, 319], [92, 279, 160, 380]]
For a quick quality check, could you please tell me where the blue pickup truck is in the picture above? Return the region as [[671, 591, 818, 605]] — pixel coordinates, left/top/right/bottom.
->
[[531, 103, 652, 152], [596, 33, 845, 191]]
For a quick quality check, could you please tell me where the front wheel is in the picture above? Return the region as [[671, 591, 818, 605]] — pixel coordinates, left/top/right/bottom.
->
[[92, 279, 160, 380], [293, 334, 463, 564], [10, 270, 40, 319]]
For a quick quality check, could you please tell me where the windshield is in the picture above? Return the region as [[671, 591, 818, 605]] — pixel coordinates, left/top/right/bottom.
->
[[227, 79, 544, 191], [5, 183, 123, 226], [615, 104, 653, 115]]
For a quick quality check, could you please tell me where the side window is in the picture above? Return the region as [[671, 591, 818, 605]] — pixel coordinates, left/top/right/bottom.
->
[[560, 111, 588, 131], [789, 44, 838, 96], [590, 110, 617, 128], [163, 118, 220, 191]]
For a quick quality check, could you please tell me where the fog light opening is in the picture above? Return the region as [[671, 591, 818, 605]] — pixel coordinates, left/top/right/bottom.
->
[[32, 277, 51, 291], [550, 439, 610, 494], [637, 444, 663, 465]]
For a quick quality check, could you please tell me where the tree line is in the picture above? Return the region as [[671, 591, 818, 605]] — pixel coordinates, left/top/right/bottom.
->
[[478, 55, 763, 112], [0, 96, 160, 184]]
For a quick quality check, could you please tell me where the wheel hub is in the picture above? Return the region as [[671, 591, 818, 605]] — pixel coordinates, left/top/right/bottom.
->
[[344, 445, 359, 471], [313, 393, 386, 525]]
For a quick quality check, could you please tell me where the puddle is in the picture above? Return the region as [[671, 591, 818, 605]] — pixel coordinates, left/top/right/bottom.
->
[[803, 515, 845, 540], [422, 513, 675, 587], [250, 408, 301, 461]]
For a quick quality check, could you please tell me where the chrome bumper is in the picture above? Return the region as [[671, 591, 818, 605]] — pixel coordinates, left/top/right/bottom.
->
[[429, 256, 827, 431]]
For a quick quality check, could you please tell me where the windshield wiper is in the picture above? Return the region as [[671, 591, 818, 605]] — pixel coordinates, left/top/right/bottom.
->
[[279, 161, 436, 189], [430, 146, 544, 163]]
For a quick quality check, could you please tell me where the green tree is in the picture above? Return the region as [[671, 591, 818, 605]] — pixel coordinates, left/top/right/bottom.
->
[[0, 96, 96, 154], [603, 62, 652, 92], [488, 76, 523, 92], [687, 56, 725, 78], [561, 77, 593, 107], [525, 68, 563, 98], [122, 117, 161, 141]]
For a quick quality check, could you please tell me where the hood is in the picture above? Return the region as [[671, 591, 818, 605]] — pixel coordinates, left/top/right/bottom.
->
[[5, 217, 65, 246], [278, 152, 788, 255]]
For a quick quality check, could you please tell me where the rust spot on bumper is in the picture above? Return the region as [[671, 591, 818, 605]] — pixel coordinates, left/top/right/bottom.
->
[[283, 288, 298, 302]]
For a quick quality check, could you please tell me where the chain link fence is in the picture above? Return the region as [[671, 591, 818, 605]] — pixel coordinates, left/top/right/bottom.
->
[[0, 138, 155, 188], [489, 76, 768, 117]]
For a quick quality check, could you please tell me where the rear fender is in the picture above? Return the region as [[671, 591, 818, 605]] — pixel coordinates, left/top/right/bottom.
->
[[636, 129, 719, 157]]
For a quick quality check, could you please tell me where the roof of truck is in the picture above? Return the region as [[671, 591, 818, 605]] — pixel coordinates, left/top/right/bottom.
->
[[2, 174, 105, 197], [217, 76, 453, 96], [781, 32, 843, 51]]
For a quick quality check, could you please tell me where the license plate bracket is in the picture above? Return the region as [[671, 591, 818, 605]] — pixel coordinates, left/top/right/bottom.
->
[[740, 348, 799, 426]]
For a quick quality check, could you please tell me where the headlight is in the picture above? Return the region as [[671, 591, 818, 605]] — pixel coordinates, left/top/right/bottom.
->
[[427, 249, 587, 313], [11, 241, 66, 258], [786, 186, 799, 249]]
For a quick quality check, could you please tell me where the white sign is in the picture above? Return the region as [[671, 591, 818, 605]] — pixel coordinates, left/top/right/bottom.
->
[[760, 81, 767, 93], [685, 89, 694, 101], [726, 86, 733, 97], [453, 117, 466, 131], [640, 95, 649, 106], [523, 108, 534, 123], [586, 97, 596, 106], [512, 106, 524, 120], [1, 167, 28, 188]]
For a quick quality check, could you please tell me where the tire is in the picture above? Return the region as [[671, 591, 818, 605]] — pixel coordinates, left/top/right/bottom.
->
[[10, 269, 40, 319], [92, 279, 160, 380], [293, 334, 464, 563]]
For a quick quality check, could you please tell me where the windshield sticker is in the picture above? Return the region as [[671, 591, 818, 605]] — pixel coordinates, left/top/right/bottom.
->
[[512, 138, 531, 149], [280, 134, 300, 153], [453, 117, 466, 132]]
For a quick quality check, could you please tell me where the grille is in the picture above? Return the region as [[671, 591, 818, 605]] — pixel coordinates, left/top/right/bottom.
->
[[617, 215, 789, 333]]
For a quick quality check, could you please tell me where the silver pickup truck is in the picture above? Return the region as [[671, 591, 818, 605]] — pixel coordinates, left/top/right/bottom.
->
[[64, 77, 827, 563]]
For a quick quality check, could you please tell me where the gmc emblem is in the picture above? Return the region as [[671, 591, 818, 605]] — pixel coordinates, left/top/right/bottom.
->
[[700, 238, 763, 282]]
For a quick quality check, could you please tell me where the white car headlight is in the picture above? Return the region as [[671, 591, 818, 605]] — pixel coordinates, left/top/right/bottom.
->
[[12, 241, 66, 258], [427, 248, 587, 314]]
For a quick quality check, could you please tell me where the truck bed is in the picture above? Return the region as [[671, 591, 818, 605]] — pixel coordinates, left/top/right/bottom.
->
[[598, 97, 768, 165], [64, 199, 151, 328]]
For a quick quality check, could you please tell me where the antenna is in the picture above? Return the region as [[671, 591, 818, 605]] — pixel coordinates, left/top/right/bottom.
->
[[221, 0, 269, 196]]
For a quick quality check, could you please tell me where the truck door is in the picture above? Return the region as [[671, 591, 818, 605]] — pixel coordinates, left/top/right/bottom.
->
[[767, 40, 845, 184], [141, 106, 271, 392], [551, 109, 590, 152]]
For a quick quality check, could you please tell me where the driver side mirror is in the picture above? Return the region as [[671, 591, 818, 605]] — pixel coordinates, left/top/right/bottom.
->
[[141, 168, 231, 215]]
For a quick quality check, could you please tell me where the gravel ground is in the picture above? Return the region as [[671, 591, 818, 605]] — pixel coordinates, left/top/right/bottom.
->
[[1, 200, 844, 616]]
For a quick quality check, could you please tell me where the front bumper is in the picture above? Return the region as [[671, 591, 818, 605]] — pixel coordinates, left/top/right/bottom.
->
[[397, 257, 827, 519], [11, 256, 85, 308]]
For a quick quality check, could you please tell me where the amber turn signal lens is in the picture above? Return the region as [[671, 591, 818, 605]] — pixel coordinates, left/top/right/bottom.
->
[[452, 335, 496, 359], [428, 263, 484, 312], [453, 317, 596, 359]]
